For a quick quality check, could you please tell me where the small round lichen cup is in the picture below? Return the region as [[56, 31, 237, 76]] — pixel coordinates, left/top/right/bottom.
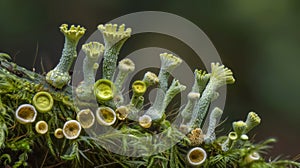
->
[[138, 115, 152, 128], [32, 91, 54, 113], [63, 120, 82, 140], [54, 128, 64, 139], [244, 151, 260, 163], [76, 109, 95, 129], [187, 147, 207, 166], [15, 104, 37, 124], [96, 106, 116, 126], [94, 79, 115, 102], [35, 121, 48, 134], [115, 106, 129, 121], [132, 80, 147, 96]]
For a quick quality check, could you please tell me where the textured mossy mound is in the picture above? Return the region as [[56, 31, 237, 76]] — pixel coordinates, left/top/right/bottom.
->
[[0, 23, 299, 168]]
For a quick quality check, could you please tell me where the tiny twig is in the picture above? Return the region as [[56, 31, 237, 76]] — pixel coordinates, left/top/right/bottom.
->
[[94, 161, 118, 168], [44, 161, 66, 168], [40, 149, 49, 168], [32, 42, 39, 72]]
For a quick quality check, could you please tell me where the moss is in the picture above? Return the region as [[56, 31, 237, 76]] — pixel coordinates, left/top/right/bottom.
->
[[0, 23, 298, 168]]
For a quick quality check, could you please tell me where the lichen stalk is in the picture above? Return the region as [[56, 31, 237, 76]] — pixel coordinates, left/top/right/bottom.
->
[[157, 53, 182, 92], [113, 58, 135, 106], [233, 120, 247, 137], [222, 131, 238, 151], [76, 42, 104, 100], [114, 58, 135, 91], [204, 107, 223, 144], [97, 24, 131, 80], [142, 71, 159, 87], [180, 92, 200, 125], [46, 24, 86, 89], [188, 62, 235, 129], [145, 53, 182, 121], [130, 80, 147, 107], [191, 69, 210, 93], [145, 79, 186, 121], [244, 111, 261, 134]]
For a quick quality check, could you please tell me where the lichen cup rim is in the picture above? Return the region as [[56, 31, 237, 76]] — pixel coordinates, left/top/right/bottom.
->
[[54, 128, 64, 139], [132, 80, 147, 95], [63, 120, 82, 140], [15, 104, 38, 124], [94, 79, 115, 102], [187, 147, 207, 166], [76, 109, 95, 129], [35, 120, 48, 134], [96, 106, 116, 126], [32, 91, 54, 113]]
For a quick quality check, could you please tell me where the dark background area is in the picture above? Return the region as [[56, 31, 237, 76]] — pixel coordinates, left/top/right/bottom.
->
[[1, 0, 299, 157]]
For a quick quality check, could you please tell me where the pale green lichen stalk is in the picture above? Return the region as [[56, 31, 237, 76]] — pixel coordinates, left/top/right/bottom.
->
[[244, 111, 261, 133], [204, 107, 223, 143], [221, 131, 238, 151], [188, 63, 235, 129], [161, 79, 186, 111], [157, 53, 182, 92], [191, 69, 210, 93], [144, 79, 186, 121], [113, 58, 135, 106], [233, 120, 247, 137], [130, 80, 147, 108], [221, 112, 260, 152], [46, 24, 86, 89], [143, 53, 183, 121], [98, 24, 131, 80], [180, 92, 200, 126], [114, 58, 135, 91], [76, 42, 104, 100], [180, 70, 208, 131], [142, 71, 159, 87]]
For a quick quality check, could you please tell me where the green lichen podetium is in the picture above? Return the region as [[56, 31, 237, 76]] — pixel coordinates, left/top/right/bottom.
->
[[0, 23, 300, 168], [98, 24, 131, 80], [76, 42, 104, 101], [113, 58, 135, 106], [46, 24, 86, 89], [144, 53, 183, 121], [187, 63, 235, 129]]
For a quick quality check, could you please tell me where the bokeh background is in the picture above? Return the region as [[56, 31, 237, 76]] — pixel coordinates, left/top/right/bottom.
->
[[1, 0, 299, 158]]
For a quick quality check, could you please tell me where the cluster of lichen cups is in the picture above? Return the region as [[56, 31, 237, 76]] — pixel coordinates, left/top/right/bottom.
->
[[13, 23, 263, 166], [15, 91, 82, 139]]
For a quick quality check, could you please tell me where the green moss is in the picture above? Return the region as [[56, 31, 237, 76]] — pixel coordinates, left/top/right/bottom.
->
[[0, 23, 298, 168]]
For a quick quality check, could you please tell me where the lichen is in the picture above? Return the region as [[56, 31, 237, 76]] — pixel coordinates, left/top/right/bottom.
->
[[0, 23, 299, 168]]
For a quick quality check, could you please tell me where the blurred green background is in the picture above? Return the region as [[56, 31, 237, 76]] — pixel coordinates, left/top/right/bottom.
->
[[1, 0, 299, 157]]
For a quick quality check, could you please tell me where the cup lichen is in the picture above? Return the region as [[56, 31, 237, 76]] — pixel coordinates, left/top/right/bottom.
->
[[0, 22, 298, 168], [32, 91, 53, 113], [46, 24, 86, 89], [15, 104, 37, 124]]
